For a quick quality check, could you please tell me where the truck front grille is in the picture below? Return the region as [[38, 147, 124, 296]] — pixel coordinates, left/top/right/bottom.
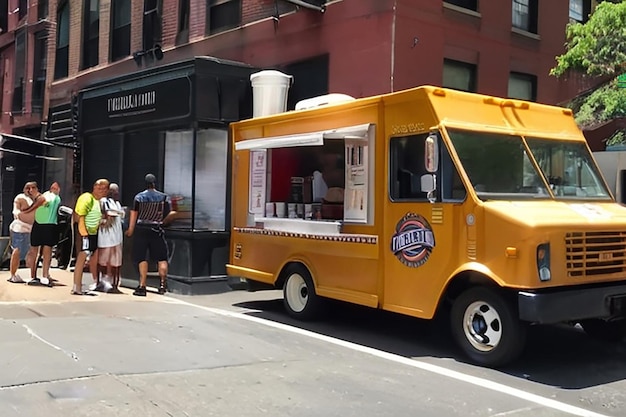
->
[[566, 231, 626, 277]]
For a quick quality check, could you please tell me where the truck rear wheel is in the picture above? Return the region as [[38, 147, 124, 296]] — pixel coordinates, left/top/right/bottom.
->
[[580, 319, 626, 342], [450, 287, 526, 367], [283, 265, 322, 321]]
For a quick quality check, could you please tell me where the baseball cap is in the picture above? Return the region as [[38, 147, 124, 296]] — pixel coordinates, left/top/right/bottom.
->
[[145, 173, 156, 185]]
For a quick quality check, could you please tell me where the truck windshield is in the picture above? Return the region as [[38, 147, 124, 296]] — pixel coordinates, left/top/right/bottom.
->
[[447, 129, 611, 201]]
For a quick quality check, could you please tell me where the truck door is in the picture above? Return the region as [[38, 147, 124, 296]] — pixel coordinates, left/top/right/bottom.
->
[[383, 132, 466, 318]]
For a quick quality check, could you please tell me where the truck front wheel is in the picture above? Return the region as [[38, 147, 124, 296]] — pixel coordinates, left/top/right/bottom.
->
[[450, 287, 526, 367], [283, 265, 322, 321]]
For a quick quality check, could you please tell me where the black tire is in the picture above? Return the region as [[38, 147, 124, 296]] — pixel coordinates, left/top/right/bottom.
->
[[580, 319, 626, 342], [450, 287, 527, 367], [282, 264, 322, 321]]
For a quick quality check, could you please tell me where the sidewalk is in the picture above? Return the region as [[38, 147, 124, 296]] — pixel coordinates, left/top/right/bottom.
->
[[0, 267, 159, 303]]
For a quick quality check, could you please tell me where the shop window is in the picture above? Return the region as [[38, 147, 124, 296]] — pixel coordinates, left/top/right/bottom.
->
[[110, 0, 131, 62], [32, 31, 48, 114], [161, 129, 229, 231], [143, 0, 162, 51], [12, 29, 26, 113], [38, 0, 48, 19], [205, 0, 241, 35], [195, 129, 228, 230], [176, 0, 190, 44], [81, 0, 99, 70], [442, 59, 476, 92], [444, 0, 478, 11], [0, 1, 7, 34], [512, 0, 538, 34], [164, 130, 194, 229], [54, 0, 69, 79], [508, 72, 537, 101]]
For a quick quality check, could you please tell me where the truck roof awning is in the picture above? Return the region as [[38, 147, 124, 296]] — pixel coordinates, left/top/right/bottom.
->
[[235, 123, 371, 151]]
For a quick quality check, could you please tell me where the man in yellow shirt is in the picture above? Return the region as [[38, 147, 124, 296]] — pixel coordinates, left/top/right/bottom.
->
[[72, 179, 109, 295]]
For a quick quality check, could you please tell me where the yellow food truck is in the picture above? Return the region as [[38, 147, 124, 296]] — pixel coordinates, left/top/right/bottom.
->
[[227, 85, 626, 367]]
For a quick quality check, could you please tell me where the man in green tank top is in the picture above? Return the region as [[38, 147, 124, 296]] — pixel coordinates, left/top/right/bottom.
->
[[29, 182, 62, 285]]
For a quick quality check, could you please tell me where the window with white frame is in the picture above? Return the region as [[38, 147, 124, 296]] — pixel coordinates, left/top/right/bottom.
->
[[512, 0, 538, 33]]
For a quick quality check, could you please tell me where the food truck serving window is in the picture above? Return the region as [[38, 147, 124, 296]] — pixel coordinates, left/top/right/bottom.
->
[[239, 124, 374, 229]]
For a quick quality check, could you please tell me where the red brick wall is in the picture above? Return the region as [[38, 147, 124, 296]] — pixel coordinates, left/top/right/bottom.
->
[[46, 0, 591, 111]]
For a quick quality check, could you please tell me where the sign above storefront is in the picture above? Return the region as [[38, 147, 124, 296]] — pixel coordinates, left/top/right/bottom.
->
[[81, 76, 192, 134]]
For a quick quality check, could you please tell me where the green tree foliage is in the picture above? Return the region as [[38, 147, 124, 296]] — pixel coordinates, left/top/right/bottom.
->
[[551, 1, 626, 144]]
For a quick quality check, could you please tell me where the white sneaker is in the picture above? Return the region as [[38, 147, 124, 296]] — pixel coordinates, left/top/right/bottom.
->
[[7, 274, 25, 283], [88, 282, 97, 291]]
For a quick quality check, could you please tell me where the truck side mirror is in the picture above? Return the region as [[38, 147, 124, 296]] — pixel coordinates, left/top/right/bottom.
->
[[420, 174, 437, 203], [420, 174, 436, 193], [425, 133, 439, 173]]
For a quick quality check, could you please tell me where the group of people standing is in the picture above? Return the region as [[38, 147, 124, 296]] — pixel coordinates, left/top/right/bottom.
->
[[8, 181, 61, 286], [8, 173, 176, 297]]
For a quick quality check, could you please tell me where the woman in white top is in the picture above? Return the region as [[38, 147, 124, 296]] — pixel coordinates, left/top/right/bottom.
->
[[97, 183, 125, 293]]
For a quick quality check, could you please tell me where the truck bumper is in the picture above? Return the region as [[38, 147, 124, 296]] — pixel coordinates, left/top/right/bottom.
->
[[518, 283, 626, 324]]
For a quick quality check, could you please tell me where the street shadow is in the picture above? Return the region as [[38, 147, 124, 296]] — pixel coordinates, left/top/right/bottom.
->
[[233, 296, 626, 390]]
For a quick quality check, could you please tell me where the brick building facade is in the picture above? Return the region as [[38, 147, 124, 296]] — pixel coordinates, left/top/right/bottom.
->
[[0, 0, 600, 280]]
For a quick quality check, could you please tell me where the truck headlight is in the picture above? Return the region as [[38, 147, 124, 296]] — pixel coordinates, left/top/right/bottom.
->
[[536, 243, 551, 282]]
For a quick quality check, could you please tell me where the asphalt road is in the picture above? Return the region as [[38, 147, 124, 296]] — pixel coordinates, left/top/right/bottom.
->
[[1, 285, 625, 416]]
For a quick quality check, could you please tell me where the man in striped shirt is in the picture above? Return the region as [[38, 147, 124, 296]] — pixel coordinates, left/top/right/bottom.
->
[[125, 173, 176, 296]]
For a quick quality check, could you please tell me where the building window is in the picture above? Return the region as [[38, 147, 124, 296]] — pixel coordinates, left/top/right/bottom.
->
[[143, 0, 162, 51], [444, 0, 478, 11], [54, 1, 69, 79], [508, 72, 537, 101], [18, 0, 27, 20], [32, 31, 48, 114], [82, 0, 99, 70], [176, 0, 190, 44], [569, 0, 591, 23], [38, 0, 49, 19], [12, 29, 26, 112], [110, 0, 131, 62], [512, 0, 538, 33], [442, 59, 476, 92], [0, 1, 7, 34], [206, 0, 241, 35]]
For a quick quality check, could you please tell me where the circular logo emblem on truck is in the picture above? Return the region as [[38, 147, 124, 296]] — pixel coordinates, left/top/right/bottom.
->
[[391, 213, 435, 267]]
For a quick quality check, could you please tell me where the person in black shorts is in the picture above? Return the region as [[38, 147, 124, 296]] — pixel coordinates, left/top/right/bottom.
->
[[125, 174, 177, 296], [29, 182, 62, 285]]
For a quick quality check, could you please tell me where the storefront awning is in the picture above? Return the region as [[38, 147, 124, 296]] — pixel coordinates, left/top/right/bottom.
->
[[0, 133, 64, 161], [235, 123, 371, 151]]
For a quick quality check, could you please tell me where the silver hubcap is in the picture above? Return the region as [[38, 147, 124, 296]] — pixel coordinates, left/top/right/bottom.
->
[[462, 300, 502, 352], [285, 273, 308, 313]]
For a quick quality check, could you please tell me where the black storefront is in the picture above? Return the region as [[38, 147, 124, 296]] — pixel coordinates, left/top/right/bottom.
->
[[75, 57, 256, 290]]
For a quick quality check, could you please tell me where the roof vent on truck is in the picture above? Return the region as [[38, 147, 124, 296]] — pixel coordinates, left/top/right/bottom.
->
[[295, 93, 356, 111]]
